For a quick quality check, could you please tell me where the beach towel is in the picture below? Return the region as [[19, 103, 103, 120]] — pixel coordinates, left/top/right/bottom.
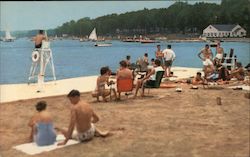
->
[[228, 85, 250, 91], [13, 134, 79, 155], [160, 83, 177, 88]]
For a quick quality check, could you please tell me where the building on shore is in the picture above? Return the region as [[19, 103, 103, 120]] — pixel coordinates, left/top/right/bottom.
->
[[202, 24, 247, 38]]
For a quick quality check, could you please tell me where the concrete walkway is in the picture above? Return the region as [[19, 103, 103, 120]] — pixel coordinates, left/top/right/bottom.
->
[[0, 67, 202, 103]]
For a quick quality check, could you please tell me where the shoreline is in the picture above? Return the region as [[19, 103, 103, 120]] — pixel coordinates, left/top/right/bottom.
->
[[0, 66, 202, 103], [162, 38, 250, 43]]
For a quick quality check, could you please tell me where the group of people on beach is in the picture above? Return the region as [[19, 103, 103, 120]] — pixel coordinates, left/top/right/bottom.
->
[[197, 42, 249, 84], [90, 44, 178, 101], [29, 31, 250, 147], [91, 58, 165, 101], [28, 57, 167, 146]]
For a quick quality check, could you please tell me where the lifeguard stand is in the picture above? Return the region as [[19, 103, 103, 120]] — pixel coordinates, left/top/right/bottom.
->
[[222, 48, 237, 70], [28, 40, 56, 84]]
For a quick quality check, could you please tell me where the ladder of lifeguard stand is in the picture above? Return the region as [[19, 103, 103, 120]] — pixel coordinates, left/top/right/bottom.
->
[[222, 48, 236, 70], [28, 41, 56, 84]]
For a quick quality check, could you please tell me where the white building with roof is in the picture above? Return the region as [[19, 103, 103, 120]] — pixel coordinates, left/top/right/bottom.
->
[[203, 24, 247, 38]]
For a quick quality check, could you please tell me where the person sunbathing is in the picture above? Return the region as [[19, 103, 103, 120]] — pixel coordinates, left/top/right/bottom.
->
[[28, 101, 56, 146], [92, 66, 117, 102], [175, 72, 204, 85], [133, 59, 164, 98], [191, 72, 204, 85], [229, 62, 245, 81], [57, 90, 109, 146]]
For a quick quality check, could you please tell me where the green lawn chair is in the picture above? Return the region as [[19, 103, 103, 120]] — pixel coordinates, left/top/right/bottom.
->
[[143, 71, 164, 94]]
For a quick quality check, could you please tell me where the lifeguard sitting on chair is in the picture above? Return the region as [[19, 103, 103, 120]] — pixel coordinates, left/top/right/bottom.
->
[[33, 30, 48, 48]]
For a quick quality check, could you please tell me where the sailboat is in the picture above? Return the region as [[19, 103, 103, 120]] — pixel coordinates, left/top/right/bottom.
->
[[89, 28, 97, 41], [88, 28, 112, 47], [3, 30, 15, 42]]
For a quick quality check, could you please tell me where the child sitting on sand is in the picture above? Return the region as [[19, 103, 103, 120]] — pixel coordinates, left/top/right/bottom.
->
[[28, 101, 56, 146], [92, 66, 117, 102]]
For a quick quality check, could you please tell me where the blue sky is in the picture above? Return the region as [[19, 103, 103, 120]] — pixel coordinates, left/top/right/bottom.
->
[[0, 1, 221, 31]]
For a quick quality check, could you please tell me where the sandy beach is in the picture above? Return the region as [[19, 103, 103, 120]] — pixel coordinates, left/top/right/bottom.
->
[[0, 73, 249, 157]]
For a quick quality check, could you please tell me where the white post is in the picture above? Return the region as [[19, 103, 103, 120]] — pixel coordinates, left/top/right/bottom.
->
[[49, 49, 56, 81], [38, 50, 44, 85]]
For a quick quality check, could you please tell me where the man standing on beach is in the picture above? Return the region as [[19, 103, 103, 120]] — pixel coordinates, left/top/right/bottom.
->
[[198, 44, 214, 73], [57, 90, 109, 145], [214, 42, 224, 64], [33, 30, 48, 48], [155, 45, 164, 66], [162, 45, 176, 77]]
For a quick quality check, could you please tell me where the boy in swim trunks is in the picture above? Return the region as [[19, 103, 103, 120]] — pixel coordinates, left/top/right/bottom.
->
[[214, 42, 224, 66]]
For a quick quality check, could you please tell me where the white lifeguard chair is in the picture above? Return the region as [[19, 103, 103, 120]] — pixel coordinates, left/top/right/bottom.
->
[[28, 40, 56, 85], [222, 48, 237, 70]]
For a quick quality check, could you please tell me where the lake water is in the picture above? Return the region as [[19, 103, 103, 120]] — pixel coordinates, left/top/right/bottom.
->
[[0, 38, 249, 84]]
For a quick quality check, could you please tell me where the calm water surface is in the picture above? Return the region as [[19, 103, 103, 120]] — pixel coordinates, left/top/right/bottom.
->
[[0, 38, 249, 84]]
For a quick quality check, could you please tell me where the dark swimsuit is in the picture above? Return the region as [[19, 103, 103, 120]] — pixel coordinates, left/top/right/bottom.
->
[[35, 43, 42, 48]]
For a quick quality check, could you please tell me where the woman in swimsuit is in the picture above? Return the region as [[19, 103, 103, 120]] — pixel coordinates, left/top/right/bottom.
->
[[28, 101, 56, 146]]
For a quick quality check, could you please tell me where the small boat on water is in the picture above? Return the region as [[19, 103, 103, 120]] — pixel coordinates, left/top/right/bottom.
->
[[94, 43, 112, 47], [89, 28, 97, 42], [208, 40, 223, 47], [209, 42, 217, 47], [89, 28, 112, 47], [2, 30, 15, 42], [140, 39, 160, 44], [122, 38, 136, 42], [79, 38, 88, 42]]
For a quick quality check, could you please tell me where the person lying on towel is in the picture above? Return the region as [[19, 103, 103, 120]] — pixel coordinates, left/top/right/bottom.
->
[[28, 101, 56, 146]]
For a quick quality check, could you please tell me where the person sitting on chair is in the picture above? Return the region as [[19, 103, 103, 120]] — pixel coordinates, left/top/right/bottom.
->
[[116, 60, 133, 99], [92, 66, 117, 102], [28, 101, 56, 146], [117, 60, 133, 80], [133, 59, 164, 98], [33, 30, 48, 49]]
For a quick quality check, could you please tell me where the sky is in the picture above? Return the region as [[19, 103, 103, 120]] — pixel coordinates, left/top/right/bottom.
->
[[0, 1, 221, 31]]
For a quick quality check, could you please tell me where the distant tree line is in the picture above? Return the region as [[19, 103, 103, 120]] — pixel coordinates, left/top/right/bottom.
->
[[54, 0, 250, 37], [6, 0, 249, 38]]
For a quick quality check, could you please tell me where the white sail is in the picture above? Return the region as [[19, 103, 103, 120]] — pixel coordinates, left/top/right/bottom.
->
[[3, 30, 15, 42], [5, 30, 14, 40], [89, 28, 97, 41]]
